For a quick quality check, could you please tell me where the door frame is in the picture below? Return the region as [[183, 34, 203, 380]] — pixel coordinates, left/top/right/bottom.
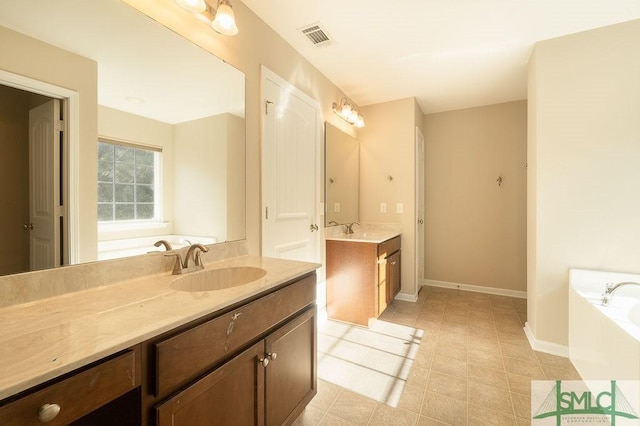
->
[[0, 69, 79, 265], [415, 126, 425, 292], [259, 66, 322, 262]]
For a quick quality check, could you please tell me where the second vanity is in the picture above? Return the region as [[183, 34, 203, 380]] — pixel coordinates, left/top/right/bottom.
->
[[0, 246, 319, 425], [326, 225, 401, 327]]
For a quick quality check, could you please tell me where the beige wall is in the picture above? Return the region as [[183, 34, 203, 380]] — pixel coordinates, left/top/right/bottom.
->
[[423, 101, 527, 293], [359, 98, 419, 298], [226, 114, 246, 242], [123, 0, 358, 256], [528, 19, 640, 347], [0, 26, 98, 263], [174, 114, 228, 240]]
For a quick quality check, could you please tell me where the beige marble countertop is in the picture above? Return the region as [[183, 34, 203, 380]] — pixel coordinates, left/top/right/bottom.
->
[[325, 230, 400, 244], [0, 255, 319, 400], [325, 222, 401, 244]]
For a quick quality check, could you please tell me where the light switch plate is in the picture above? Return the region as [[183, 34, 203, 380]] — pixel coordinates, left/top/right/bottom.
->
[[396, 203, 404, 213], [334, 202, 341, 213]]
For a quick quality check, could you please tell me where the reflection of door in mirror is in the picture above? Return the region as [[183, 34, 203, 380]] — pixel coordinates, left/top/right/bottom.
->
[[0, 84, 63, 275], [325, 123, 359, 226]]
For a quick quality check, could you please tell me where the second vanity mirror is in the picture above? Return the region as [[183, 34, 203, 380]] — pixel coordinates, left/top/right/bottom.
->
[[324, 123, 359, 226], [0, 0, 245, 275]]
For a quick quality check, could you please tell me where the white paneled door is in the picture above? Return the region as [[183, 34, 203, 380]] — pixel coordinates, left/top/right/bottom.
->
[[261, 68, 320, 262], [28, 99, 61, 271]]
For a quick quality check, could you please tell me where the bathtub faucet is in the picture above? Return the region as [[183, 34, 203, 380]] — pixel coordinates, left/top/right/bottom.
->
[[601, 281, 640, 306]]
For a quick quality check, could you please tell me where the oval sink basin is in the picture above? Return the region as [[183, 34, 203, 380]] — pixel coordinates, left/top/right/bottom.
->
[[170, 266, 267, 292]]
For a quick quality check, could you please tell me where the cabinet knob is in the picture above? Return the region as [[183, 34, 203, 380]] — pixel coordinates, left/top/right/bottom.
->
[[259, 357, 269, 367], [268, 352, 277, 361], [38, 403, 61, 423]]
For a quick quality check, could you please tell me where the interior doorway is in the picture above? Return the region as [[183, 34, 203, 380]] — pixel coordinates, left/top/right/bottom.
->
[[0, 70, 77, 275], [0, 84, 61, 274]]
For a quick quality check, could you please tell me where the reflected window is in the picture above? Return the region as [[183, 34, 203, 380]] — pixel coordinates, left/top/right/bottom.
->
[[97, 139, 161, 222]]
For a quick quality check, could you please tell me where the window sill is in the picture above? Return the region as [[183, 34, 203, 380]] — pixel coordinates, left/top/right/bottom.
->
[[98, 220, 169, 238]]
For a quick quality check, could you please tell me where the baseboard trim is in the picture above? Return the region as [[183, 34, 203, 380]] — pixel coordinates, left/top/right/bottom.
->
[[395, 292, 418, 303], [524, 321, 570, 357], [423, 279, 527, 299]]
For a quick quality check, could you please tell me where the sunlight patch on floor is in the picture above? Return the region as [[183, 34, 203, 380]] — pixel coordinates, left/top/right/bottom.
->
[[317, 313, 423, 407]]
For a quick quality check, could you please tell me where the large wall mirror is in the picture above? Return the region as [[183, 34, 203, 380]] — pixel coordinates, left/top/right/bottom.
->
[[0, 0, 245, 276], [325, 122, 359, 226]]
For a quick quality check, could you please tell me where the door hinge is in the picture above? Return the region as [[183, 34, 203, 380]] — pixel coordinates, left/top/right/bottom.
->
[[55, 120, 64, 131], [265, 206, 269, 220], [265, 100, 273, 115]]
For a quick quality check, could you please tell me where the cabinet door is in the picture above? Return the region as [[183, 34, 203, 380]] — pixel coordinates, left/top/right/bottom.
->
[[155, 342, 264, 426], [264, 307, 317, 426], [387, 251, 401, 303]]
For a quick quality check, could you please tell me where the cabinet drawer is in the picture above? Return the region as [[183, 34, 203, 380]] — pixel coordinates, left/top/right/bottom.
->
[[0, 349, 138, 426], [378, 236, 401, 258], [155, 274, 316, 397]]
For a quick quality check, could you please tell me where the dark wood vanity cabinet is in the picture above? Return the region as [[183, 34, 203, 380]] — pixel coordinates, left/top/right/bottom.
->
[[326, 235, 401, 327], [0, 272, 317, 426], [0, 348, 141, 426], [150, 273, 318, 426], [155, 307, 317, 426]]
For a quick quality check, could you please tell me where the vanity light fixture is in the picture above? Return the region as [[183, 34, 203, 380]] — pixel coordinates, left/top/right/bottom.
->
[[175, 0, 238, 36], [332, 98, 365, 128]]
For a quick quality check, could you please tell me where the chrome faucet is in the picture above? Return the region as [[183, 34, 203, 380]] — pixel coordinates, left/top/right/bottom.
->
[[154, 240, 173, 251], [345, 222, 360, 234], [165, 243, 209, 275], [601, 281, 640, 306]]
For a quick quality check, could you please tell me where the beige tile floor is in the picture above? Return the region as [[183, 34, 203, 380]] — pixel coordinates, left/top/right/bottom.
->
[[294, 285, 580, 426]]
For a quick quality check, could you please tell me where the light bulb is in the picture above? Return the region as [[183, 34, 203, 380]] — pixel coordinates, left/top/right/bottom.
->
[[211, 1, 238, 35], [175, 0, 206, 13], [355, 115, 365, 128], [340, 103, 352, 119]]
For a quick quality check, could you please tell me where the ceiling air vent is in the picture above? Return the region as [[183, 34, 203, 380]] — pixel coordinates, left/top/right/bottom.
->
[[299, 23, 332, 47]]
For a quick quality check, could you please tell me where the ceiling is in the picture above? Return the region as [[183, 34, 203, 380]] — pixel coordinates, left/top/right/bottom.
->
[[241, 0, 640, 114]]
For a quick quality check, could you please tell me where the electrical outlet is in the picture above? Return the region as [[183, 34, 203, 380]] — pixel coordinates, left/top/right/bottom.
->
[[396, 203, 404, 213], [334, 202, 341, 213], [380, 202, 387, 213]]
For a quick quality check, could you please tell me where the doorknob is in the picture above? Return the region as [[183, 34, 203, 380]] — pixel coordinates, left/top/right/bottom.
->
[[417, 219, 423, 225], [310, 224, 319, 232], [23, 223, 34, 230]]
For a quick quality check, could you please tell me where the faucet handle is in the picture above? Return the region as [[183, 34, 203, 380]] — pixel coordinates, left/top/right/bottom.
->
[[605, 282, 614, 293], [186, 244, 209, 270], [165, 252, 184, 275]]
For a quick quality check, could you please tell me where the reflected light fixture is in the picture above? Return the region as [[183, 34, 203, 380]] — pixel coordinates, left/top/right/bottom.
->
[[332, 98, 365, 128], [211, 0, 238, 35], [175, 0, 238, 36], [175, 0, 206, 13]]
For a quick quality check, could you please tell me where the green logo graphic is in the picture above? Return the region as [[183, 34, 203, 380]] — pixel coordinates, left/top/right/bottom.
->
[[533, 380, 639, 425]]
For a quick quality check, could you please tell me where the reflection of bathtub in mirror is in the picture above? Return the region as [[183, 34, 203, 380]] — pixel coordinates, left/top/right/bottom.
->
[[98, 234, 217, 260], [325, 122, 359, 226]]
